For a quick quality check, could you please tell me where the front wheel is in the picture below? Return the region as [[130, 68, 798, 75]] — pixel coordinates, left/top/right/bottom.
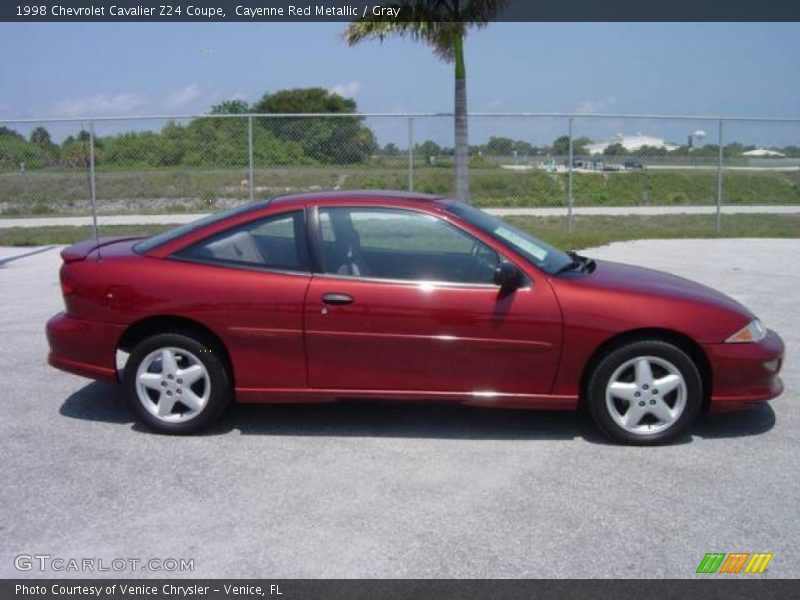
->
[[586, 340, 702, 445], [123, 332, 231, 434]]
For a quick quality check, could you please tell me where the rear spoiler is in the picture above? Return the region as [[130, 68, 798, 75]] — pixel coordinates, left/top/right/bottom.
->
[[60, 236, 146, 263]]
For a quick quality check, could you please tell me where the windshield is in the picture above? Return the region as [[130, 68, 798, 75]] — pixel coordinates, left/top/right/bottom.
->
[[134, 199, 272, 253], [442, 200, 574, 275]]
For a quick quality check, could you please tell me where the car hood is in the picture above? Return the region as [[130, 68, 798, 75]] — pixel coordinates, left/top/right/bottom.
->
[[576, 259, 753, 318]]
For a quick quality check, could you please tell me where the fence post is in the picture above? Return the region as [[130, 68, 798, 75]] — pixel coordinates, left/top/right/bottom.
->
[[407, 117, 414, 192], [567, 116, 574, 233], [248, 115, 255, 203], [716, 119, 723, 233], [88, 121, 99, 245]]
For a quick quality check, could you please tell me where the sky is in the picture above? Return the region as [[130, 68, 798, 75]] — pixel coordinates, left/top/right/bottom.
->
[[1, 22, 799, 146]]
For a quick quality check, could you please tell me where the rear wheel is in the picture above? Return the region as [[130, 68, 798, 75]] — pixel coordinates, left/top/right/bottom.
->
[[124, 332, 231, 434], [586, 340, 702, 445]]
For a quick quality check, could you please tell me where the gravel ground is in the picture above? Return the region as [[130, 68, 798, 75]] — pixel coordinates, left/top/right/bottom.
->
[[0, 238, 797, 579]]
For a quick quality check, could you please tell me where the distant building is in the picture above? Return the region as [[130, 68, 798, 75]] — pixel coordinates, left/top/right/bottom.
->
[[741, 148, 786, 157], [586, 132, 679, 155]]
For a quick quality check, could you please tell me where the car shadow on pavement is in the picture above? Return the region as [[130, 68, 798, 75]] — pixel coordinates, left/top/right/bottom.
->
[[60, 381, 776, 443], [693, 404, 776, 440], [223, 401, 601, 442], [59, 381, 134, 425]]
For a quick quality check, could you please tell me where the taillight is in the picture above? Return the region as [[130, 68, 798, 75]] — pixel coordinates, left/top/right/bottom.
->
[[60, 267, 76, 296], [60, 278, 76, 296]]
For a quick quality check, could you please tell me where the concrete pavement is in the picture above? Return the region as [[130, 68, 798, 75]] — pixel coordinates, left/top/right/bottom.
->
[[0, 238, 797, 578]]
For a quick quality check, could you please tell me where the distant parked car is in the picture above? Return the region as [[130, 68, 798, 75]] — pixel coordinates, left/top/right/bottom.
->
[[567, 159, 605, 171], [624, 160, 644, 169], [46, 191, 784, 444]]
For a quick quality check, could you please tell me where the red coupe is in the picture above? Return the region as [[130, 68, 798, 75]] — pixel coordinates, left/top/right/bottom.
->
[[46, 191, 784, 444]]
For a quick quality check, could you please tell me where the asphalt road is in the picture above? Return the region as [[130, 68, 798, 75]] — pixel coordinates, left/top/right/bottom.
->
[[0, 238, 797, 579]]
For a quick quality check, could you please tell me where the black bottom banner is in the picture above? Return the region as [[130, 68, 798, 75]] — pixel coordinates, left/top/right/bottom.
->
[[4, 579, 798, 600]]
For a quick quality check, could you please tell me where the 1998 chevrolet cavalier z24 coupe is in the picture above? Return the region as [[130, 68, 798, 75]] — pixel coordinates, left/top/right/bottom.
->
[[46, 191, 785, 444]]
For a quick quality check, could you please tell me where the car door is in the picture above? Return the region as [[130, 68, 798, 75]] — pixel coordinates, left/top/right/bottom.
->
[[304, 205, 563, 398], [168, 209, 312, 395]]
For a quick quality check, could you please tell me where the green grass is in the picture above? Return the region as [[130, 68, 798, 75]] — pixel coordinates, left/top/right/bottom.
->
[[1, 213, 798, 250], [506, 213, 800, 250], [0, 224, 173, 246], [2, 164, 799, 217]]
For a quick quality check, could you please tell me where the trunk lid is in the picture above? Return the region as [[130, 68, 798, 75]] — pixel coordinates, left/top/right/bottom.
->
[[60, 235, 146, 263]]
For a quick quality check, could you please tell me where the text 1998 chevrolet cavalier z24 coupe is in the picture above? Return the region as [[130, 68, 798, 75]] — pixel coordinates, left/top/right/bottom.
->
[[46, 191, 785, 444]]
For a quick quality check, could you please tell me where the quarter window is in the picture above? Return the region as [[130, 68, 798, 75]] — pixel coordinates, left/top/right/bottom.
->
[[175, 210, 308, 272], [318, 207, 501, 284]]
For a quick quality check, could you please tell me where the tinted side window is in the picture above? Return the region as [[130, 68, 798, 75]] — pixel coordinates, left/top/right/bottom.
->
[[318, 207, 500, 284], [175, 211, 308, 272]]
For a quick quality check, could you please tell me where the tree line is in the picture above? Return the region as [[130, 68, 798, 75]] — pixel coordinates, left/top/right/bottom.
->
[[0, 88, 377, 170], [416, 136, 800, 159], [2, 87, 798, 171]]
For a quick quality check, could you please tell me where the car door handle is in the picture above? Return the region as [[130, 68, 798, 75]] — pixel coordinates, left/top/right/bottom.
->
[[322, 293, 354, 306]]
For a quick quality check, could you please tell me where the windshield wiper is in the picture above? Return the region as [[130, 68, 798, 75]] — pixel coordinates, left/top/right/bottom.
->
[[556, 251, 597, 276], [568, 250, 597, 272], [554, 258, 583, 275]]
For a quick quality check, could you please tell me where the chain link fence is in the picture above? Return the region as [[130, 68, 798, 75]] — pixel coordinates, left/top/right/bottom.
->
[[1, 113, 799, 240]]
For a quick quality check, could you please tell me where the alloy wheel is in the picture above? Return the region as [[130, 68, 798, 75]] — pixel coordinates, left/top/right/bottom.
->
[[604, 355, 687, 436], [134, 346, 210, 422]]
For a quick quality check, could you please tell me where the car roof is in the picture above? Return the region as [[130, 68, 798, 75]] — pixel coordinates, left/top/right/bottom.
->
[[269, 189, 447, 207], [137, 190, 450, 257]]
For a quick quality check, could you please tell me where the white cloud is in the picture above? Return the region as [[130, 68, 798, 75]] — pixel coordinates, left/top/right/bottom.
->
[[484, 99, 504, 110], [52, 92, 145, 117], [164, 82, 202, 110], [50, 84, 233, 118], [575, 96, 617, 114], [329, 81, 361, 98]]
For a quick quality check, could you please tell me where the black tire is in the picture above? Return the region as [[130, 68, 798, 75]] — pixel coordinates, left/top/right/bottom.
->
[[123, 332, 231, 434], [586, 340, 702, 445]]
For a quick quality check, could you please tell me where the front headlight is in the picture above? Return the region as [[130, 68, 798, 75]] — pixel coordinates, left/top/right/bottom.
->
[[725, 319, 767, 343]]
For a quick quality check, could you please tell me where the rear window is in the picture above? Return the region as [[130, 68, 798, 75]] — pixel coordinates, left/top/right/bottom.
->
[[134, 199, 272, 253], [174, 210, 308, 272]]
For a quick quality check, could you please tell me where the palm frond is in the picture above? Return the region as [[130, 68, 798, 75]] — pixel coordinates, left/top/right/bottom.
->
[[343, 1, 510, 62]]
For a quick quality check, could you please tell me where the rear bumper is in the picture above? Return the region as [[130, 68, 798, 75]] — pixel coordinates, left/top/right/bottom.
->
[[46, 312, 124, 384], [703, 329, 785, 412]]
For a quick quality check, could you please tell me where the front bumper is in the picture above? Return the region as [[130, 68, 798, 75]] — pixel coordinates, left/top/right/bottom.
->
[[46, 312, 124, 384], [702, 328, 785, 411]]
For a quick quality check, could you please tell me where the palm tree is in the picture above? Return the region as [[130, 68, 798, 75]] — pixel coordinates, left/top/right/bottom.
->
[[344, 1, 509, 203]]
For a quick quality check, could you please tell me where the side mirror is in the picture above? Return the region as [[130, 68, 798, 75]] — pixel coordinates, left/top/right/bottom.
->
[[493, 261, 523, 291]]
